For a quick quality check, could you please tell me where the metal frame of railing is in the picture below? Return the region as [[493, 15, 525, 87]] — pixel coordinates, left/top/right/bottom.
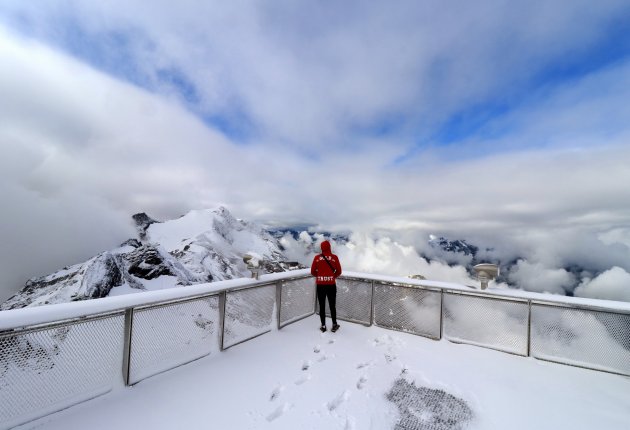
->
[[1, 271, 629, 429]]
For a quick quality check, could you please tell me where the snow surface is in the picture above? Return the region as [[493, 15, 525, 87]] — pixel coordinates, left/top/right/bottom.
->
[[19, 315, 630, 430]]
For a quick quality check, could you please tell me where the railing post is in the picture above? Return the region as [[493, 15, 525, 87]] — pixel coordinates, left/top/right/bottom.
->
[[439, 290, 444, 340], [276, 281, 283, 330], [369, 281, 375, 326], [527, 300, 532, 357], [219, 291, 227, 351], [122, 308, 134, 386]]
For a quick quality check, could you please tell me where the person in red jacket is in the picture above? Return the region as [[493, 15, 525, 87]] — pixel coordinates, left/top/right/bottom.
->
[[311, 240, 342, 332]]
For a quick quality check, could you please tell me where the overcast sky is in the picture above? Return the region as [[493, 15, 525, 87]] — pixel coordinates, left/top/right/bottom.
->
[[1, 1, 630, 301]]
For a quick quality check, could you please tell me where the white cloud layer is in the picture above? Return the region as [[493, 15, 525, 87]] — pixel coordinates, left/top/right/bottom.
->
[[574, 267, 630, 302], [1, 2, 630, 302], [280, 233, 482, 287], [507, 261, 576, 295]]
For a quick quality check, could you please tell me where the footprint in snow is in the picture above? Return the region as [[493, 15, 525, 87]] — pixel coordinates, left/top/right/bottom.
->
[[267, 403, 291, 422], [314, 345, 321, 353], [356, 362, 370, 369], [269, 385, 284, 401], [328, 339, 335, 344], [318, 353, 335, 362], [327, 390, 350, 411], [302, 360, 311, 371], [372, 335, 398, 348], [356, 376, 367, 390]]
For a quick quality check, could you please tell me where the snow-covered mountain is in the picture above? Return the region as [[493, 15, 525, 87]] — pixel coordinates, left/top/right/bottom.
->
[[428, 235, 479, 257], [1, 208, 302, 310]]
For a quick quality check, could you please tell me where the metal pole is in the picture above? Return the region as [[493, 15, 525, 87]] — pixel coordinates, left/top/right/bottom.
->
[[439, 290, 444, 341], [219, 291, 227, 351], [276, 281, 283, 330], [369, 281, 375, 326], [527, 300, 532, 357], [122, 308, 134, 386]]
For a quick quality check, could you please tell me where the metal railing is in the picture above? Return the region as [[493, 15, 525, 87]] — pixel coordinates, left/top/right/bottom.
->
[[1, 271, 629, 429]]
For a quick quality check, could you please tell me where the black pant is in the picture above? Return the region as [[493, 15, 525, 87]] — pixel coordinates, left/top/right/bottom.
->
[[317, 284, 337, 326]]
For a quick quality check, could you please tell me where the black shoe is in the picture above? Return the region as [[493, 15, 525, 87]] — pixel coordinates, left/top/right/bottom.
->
[[331, 324, 340, 333], [320, 326, 327, 332]]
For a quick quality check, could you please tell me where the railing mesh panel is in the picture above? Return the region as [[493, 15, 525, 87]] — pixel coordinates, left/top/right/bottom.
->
[[128, 295, 220, 385], [280, 278, 315, 327], [223, 285, 276, 349], [318, 278, 372, 325], [443, 293, 529, 355], [0, 314, 124, 429], [531, 305, 630, 375], [373, 285, 441, 339]]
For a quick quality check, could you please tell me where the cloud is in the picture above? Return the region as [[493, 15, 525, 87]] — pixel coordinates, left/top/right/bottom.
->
[[338, 234, 477, 286], [1, 2, 630, 302], [507, 261, 576, 295], [2, 0, 629, 148], [0, 28, 248, 300], [281, 232, 480, 287], [574, 267, 630, 302]]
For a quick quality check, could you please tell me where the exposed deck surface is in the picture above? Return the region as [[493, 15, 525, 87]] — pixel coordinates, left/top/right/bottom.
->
[[22, 316, 630, 430]]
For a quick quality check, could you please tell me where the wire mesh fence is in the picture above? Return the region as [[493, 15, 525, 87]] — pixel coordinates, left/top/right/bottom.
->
[[279, 278, 316, 328], [222, 284, 277, 349], [0, 313, 124, 429], [443, 292, 529, 356], [530, 304, 630, 376], [128, 295, 221, 385], [373, 284, 442, 339], [318, 278, 372, 325]]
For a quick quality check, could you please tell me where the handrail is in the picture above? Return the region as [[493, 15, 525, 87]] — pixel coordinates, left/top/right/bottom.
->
[[339, 272, 630, 314], [0, 270, 312, 332], [3, 270, 629, 333]]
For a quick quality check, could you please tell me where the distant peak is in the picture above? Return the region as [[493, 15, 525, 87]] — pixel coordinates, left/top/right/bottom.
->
[[212, 206, 238, 222], [214, 206, 231, 216], [132, 212, 159, 225], [120, 238, 142, 248], [429, 236, 478, 256]]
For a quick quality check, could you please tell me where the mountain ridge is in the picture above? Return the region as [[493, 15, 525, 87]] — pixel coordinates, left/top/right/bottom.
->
[[1, 207, 302, 310]]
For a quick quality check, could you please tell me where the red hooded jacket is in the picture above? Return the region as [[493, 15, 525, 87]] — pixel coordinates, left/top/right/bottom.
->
[[311, 240, 342, 285]]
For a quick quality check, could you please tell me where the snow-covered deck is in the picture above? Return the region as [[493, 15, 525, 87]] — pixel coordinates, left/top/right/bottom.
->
[[21, 315, 630, 430]]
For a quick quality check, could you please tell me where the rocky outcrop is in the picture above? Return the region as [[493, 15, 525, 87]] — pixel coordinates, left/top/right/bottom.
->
[[428, 236, 478, 256], [75, 252, 123, 300], [132, 212, 160, 239], [125, 245, 175, 280], [1, 252, 125, 310]]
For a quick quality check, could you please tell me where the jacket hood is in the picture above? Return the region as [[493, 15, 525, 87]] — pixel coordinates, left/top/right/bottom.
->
[[320, 240, 332, 255]]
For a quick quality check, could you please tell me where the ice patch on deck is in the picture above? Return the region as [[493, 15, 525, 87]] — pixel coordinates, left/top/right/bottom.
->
[[386, 378, 474, 430]]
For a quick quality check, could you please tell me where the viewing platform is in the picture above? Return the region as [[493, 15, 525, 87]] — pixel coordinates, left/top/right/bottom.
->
[[2, 270, 629, 429]]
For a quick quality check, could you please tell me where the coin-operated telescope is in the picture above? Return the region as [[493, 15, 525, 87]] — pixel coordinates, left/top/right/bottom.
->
[[473, 263, 499, 290], [243, 253, 261, 280]]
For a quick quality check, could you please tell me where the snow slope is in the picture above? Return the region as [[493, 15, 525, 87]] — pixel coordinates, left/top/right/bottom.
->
[[21, 316, 630, 430]]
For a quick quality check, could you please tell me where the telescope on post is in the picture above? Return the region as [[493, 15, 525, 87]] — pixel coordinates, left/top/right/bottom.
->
[[243, 253, 261, 280], [474, 263, 499, 290]]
